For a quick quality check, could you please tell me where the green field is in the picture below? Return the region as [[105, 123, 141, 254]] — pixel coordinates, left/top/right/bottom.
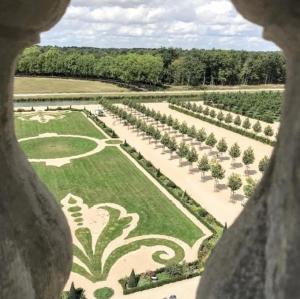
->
[[14, 77, 129, 94], [15, 110, 203, 283], [20, 136, 97, 159], [15, 111, 105, 139], [32, 146, 201, 244]]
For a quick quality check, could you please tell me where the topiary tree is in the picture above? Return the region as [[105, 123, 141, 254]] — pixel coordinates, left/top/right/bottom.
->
[[217, 111, 224, 122], [179, 121, 189, 136], [242, 117, 251, 130], [198, 155, 210, 179], [140, 122, 148, 136], [188, 125, 197, 139], [68, 282, 76, 299], [228, 173, 243, 196], [197, 105, 203, 113], [154, 111, 161, 125], [168, 137, 178, 157], [259, 156, 270, 173], [167, 115, 173, 128], [172, 119, 180, 131], [187, 102, 192, 110], [147, 125, 156, 143], [196, 128, 207, 145], [153, 129, 161, 144], [161, 133, 170, 150], [264, 125, 274, 137], [229, 143, 241, 163], [234, 115, 242, 126], [242, 147, 255, 173], [210, 109, 216, 118], [253, 121, 262, 133], [187, 146, 199, 167], [210, 161, 225, 189], [225, 113, 233, 124], [190, 103, 197, 112], [243, 177, 257, 199], [177, 141, 189, 163], [128, 269, 138, 288], [161, 113, 167, 125], [216, 138, 228, 157], [203, 107, 210, 116], [67, 283, 86, 299], [205, 133, 217, 151]]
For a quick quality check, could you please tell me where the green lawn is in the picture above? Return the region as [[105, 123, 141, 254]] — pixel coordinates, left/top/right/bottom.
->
[[31, 146, 202, 246], [20, 136, 97, 159], [17, 112, 204, 282], [94, 288, 114, 299], [14, 77, 129, 94], [15, 111, 105, 139]]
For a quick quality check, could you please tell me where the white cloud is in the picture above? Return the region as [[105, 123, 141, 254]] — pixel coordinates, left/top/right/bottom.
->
[[41, 0, 278, 50]]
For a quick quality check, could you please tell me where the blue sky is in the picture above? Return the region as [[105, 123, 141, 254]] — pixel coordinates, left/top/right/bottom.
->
[[41, 0, 278, 51]]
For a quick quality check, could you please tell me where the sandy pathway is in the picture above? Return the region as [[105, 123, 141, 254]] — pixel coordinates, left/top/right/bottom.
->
[[101, 109, 270, 225], [62, 187, 211, 298], [19, 133, 106, 167], [118, 105, 269, 188]]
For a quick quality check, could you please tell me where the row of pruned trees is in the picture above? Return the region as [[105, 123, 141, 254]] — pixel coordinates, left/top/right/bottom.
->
[[102, 100, 270, 198], [169, 99, 275, 137]]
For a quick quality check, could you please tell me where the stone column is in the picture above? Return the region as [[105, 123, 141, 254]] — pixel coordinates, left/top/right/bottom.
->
[[0, 1, 72, 298], [197, 1, 300, 299]]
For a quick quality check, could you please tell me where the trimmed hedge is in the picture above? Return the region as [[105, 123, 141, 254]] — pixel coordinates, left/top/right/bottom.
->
[[82, 110, 119, 138], [14, 96, 100, 102], [169, 105, 276, 146], [119, 142, 223, 294], [121, 143, 222, 233], [119, 271, 200, 295], [98, 100, 223, 295], [14, 93, 201, 104]]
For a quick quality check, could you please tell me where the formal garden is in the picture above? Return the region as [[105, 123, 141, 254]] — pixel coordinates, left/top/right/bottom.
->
[[15, 109, 223, 298]]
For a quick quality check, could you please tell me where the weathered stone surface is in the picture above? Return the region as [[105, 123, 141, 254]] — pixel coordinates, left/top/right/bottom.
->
[[197, 1, 300, 299], [0, 1, 72, 299]]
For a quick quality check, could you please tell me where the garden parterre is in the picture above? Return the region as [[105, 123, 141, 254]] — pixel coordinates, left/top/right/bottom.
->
[[15, 109, 215, 298]]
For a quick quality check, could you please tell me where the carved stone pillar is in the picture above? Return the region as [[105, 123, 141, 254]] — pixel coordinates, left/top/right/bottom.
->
[[0, 1, 72, 298], [197, 1, 300, 298]]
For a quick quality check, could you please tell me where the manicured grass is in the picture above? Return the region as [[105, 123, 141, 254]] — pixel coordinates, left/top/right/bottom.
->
[[94, 288, 114, 299], [15, 111, 105, 139], [31, 146, 203, 246], [105, 139, 122, 145], [14, 77, 129, 94], [20, 136, 97, 159]]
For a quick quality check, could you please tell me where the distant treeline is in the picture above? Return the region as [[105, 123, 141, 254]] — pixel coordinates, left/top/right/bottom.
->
[[16, 46, 286, 87]]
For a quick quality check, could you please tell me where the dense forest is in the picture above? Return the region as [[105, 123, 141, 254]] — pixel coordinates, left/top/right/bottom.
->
[[16, 46, 286, 87]]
